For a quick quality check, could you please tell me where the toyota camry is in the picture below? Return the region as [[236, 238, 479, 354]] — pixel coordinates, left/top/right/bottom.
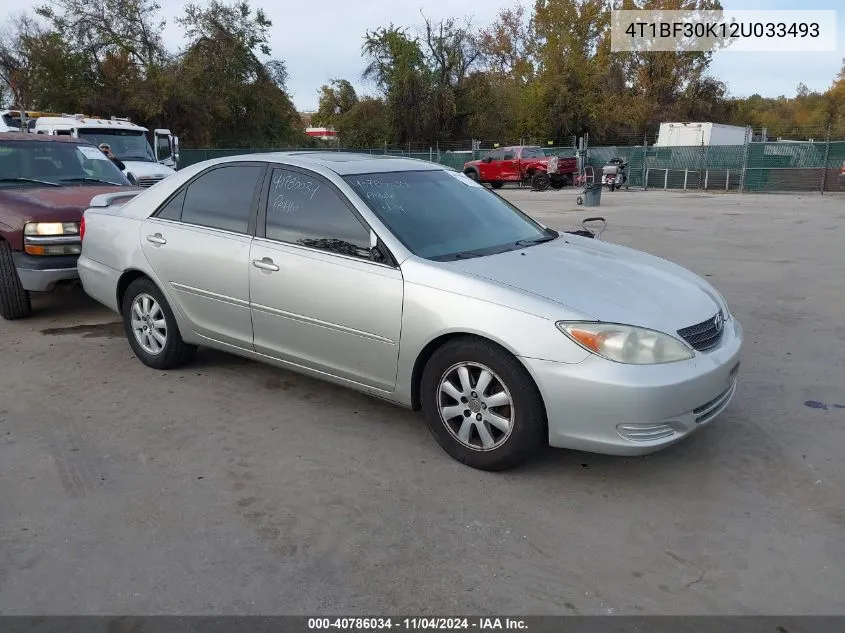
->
[[77, 152, 742, 471]]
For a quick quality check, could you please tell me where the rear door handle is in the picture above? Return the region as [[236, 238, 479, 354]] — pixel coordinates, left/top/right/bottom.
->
[[252, 257, 279, 272], [146, 233, 166, 245]]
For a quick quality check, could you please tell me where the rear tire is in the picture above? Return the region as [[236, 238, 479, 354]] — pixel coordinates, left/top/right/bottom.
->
[[420, 336, 547, 471], [0, 240, 32, 320], [121, 277, 197, 370], [490, 181, 504, 189]]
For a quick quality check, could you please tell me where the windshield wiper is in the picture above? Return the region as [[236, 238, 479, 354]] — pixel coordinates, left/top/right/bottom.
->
[[59, 177, 122, 186], [0, 177, 61, 187], [515, 234, 557, 247]]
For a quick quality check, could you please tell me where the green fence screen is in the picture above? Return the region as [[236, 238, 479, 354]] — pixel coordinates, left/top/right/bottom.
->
[[178, 141, 845, 194]]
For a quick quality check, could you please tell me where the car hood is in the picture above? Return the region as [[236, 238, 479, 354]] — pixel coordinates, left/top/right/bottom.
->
[[447, 235, 724, 334], [0, 185, 137, 222], [122, 161, 175, 178]]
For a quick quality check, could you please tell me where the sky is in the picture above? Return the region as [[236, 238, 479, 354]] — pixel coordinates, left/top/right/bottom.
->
[[2, 0, 843, 112]]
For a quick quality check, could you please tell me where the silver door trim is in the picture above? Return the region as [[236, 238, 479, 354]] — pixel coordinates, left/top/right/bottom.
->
[[250, 301, 396, 345], [171, 282, 250, 308]]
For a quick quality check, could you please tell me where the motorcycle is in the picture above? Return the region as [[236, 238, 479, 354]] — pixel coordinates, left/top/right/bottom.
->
[[601, 157, 629, 191]]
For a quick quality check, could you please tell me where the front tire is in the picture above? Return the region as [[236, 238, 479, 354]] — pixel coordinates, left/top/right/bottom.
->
[[464, 170, 479, 182], [0, 240, 32, 320], [420, 337, 547, 471], [122, 277, 196, 369]]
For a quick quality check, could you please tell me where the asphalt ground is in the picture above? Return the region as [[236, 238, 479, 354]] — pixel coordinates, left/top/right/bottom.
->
[[1, 188, 843, 615]]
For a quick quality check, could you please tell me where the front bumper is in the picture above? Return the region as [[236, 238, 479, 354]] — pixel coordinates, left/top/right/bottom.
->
[[13, 252, 80, 292], [521, 317, 743, 455]]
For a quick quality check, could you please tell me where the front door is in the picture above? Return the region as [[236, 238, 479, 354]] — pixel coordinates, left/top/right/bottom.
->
[[140, 162, 266, 349], [478, 148, 505, 181], [248, 166, 403, 391]]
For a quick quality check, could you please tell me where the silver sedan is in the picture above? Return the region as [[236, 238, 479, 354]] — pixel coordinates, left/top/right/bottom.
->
[[77, 152, 742, 471]]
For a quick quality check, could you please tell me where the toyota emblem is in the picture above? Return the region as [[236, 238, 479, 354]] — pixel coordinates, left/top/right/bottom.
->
[[714, 312, 724, 332]]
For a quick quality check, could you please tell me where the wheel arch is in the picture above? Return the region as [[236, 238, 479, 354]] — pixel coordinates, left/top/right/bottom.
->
[[116, 268, 155, 315], [409, 331, 539, 412]]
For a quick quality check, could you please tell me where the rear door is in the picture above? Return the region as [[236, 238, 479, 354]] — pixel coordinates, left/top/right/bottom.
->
[[140, 162, 267, 349]]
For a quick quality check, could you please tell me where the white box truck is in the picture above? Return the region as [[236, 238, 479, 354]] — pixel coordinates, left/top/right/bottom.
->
[[655, 122, 748, 147]]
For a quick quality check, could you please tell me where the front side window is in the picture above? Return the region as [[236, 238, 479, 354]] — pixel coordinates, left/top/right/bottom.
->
[[0, 140, 131, 188], [487, 149, 506, 161], [264, 168, 372, 260], [180, 165, 263, 234], [343, 170, 553, 261]]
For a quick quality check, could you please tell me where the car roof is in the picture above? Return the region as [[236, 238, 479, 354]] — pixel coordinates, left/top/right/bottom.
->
[[232, 151, 446, 176], [0, 132, 89, 144]]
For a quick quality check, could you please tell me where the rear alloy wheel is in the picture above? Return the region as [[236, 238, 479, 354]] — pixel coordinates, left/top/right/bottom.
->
[[531, 172, 551, 191], [0, 240, 32, 320], [421, 337, 547, 471], [122, 277, 196, 370]]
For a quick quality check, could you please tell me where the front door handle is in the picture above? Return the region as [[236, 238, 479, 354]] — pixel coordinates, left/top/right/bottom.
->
[[146, 233, 166, 245], [252, 257, 279, 272]]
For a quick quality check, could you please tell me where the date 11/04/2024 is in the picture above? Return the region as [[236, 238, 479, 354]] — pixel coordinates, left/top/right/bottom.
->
[[307, 617, 528, 630]]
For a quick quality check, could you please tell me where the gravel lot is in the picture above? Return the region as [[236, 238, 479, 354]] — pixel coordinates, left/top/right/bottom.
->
[[1, 188, 844, 615]]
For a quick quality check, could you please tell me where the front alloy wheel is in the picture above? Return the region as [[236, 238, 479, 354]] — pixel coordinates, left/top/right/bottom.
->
[[438, 362, 514, 451], [420, 336, 547, 471]]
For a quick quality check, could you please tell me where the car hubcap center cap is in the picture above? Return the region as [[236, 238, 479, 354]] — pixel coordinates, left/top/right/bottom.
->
[[468, 398, 482, 413]]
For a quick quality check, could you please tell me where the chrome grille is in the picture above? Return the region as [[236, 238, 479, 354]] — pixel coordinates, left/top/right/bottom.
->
[[137, 176, 164, 188], [677, 311, 725, 351]]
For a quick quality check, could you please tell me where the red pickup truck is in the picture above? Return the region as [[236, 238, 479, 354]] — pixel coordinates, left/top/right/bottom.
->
[[463, 145, 578, 190], [0, 132, 139, 319]]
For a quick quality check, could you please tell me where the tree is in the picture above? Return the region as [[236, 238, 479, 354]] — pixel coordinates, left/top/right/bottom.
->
[[0, 14, 41, 116], [313, 79, 359, 127], [173, 0, 301, 147], [362, 25, 431, 144]]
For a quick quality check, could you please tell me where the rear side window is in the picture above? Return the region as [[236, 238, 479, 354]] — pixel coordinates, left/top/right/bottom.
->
[[156, 190, 186, 221], [180, 165, 263, 234]]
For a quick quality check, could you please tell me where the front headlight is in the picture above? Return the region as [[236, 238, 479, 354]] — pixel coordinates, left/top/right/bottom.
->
[[24, 222, 79, 236], [556, 321, 695, 365], [23, 222, 81, 256]]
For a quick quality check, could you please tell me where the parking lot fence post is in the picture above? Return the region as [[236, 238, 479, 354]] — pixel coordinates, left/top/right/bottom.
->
[[820, 122, 831, 194], [683, 169, 688, 190], [739, 126, 751, 192], [664, 169, 668, 190], [704, 170, 709, 190]]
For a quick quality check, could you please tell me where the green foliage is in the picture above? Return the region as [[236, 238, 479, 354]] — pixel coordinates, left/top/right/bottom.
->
[[2, 0, 842, 148], [0, 0, 302, 148]]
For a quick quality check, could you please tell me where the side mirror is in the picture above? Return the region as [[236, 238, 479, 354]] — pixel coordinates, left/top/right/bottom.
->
[[126, 172, 138, 186], [369, 230, 385, 262], [482, 156, 492, 163]]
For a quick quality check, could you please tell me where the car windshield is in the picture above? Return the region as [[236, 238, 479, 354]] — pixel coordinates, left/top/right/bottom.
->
[[2, 114, 23, 130], [343, 170, 554, 261], [77, 128, 156, 162], [521, 147, 546, 158], [0, 139, 132, 188]]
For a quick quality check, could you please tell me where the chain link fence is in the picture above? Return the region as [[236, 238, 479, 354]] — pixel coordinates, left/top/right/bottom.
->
[[178, 139, 845, 194]]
